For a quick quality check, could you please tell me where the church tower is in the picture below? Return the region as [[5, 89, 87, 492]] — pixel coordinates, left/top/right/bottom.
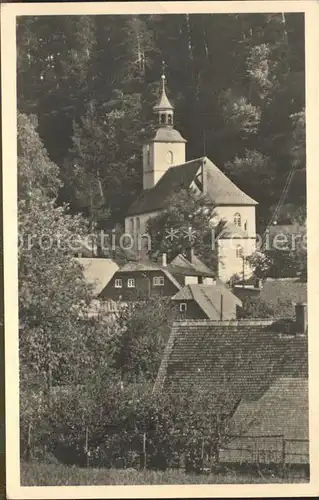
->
[[143, 65, 187, 190]]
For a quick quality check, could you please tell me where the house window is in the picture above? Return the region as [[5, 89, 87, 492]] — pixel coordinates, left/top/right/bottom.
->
[[127, 278, 135, 288], [180, 302, 187, 312], [108, 301, 117, 312], [136, 217, 140, 231], [115, 278, 122, 288], [153, 276, 164, 286], [236, 245, 243, 259], [234, 213, 241, 227], [166, 150, 174, 164]]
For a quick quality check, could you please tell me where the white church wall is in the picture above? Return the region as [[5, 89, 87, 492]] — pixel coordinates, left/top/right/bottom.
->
[[211, 205, 256, 237], [217, 238, 256, 282]]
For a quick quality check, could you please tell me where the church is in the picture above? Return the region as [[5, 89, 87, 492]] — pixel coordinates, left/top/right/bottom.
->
[[125, 71, 258, 282]]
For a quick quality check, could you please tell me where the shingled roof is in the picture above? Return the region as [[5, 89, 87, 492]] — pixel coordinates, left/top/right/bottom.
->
[[153, 319, 308, 462], [154, 320, 307, 396], [171, 284, 241, 320], [127, 156, 257, 216]]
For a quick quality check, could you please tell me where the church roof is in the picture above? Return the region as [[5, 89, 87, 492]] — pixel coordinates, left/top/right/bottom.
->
[[127, 157, 257, 216]]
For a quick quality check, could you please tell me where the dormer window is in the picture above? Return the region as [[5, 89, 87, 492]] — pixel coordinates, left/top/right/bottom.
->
[[234, 213, 241, 227]]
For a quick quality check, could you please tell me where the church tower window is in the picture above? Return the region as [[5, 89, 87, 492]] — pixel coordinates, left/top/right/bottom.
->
[[166, 151, 174, 164], [234, 213, 241, 227]]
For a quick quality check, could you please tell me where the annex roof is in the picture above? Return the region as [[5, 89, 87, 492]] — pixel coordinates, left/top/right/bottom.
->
[[171, 284, 241, 320], [233, 278, 307, 318]]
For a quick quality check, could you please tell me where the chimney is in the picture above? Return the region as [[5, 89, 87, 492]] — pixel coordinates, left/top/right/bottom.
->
[[295, 302, 307, 334], [162, 253, 167, 267], [186, 246, 194, 263]]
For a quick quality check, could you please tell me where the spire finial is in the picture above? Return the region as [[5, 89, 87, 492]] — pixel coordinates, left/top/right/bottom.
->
[[161, 60, 166, 92]]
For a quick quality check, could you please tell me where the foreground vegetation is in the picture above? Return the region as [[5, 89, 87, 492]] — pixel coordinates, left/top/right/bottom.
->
[[21, 462, 307, 486]]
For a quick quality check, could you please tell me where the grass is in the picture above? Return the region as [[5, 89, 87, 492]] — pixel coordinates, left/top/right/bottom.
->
[[21, 462, 308, 486]]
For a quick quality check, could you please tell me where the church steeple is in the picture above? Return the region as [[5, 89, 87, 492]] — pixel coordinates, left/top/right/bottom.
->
[[153, 61, 174, 127]]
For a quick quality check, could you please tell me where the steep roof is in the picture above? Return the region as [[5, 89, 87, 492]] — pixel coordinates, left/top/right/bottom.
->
[[127, 156, 257, 216], [76, 258, 119, 296], [127, 159, 201, 216], [170, 253, 214, 276], [154, 320, 308, 462], [171, 284, 242, 320], [154, 320, 308, 397], [233, 278, 307, 318]]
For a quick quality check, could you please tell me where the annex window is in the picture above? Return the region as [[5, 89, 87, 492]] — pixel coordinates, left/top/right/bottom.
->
[[136, 217, 140, 231], [180, 302, 187, 312], [127, 278, 136, 288], [234, 213, 241, 227], [153, 276, 164, 286], [115, 278, 122, 288], [166, 150, 174, 164], [236, 245, 243, 259]]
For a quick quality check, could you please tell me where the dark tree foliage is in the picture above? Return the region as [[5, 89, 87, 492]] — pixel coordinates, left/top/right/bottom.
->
[[17, 13, 305, 229]]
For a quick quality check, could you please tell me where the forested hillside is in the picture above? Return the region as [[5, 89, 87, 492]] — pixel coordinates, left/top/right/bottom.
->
[[17, 13, 306, 228]]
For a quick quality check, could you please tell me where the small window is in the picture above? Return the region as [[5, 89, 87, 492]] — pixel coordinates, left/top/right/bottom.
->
[[108, 301, 117, 312], [167, 114, 173, 125], [236, 245, 243, 259], [198, 276, 203, 284], [234, 213, 241, 227], [180, 302, 187, 312], [136, 217, 140, 231], [166, 150, 173, 164], [160, 113, 166, 124], [244, 221, 248, 231], [127, 278, 135, 288], [153, 276, 164, 286], [115, 278, 122, 288], [130, 218, 134, 232]]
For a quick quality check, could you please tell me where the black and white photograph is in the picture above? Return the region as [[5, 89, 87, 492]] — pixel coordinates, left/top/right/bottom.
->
[[2, 1, 318, 498]]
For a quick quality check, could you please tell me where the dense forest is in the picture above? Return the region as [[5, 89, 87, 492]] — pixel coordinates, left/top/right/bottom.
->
[[17, 13, 306, 229]]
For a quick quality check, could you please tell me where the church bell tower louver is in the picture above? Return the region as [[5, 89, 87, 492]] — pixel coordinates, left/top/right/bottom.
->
[[143, 63, 187, 190]]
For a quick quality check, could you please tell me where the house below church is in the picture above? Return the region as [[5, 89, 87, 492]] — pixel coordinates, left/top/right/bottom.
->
[[125, 71, 258, 282]]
